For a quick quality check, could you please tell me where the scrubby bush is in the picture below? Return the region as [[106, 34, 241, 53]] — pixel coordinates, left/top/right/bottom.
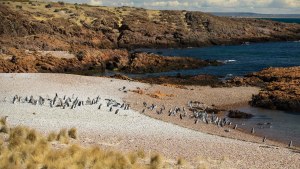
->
[[16, 5, 22, 9], [45, 4, 52, 8], [76, 51, 85, 61], [58, 1, 65, 6]]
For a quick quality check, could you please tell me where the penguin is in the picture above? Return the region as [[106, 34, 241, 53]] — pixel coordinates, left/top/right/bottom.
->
[[251, 128, 255, 134], [98, 104, 102, 110], [29, 96, 34, 104], [263, 137, 267, 143], [115, 109, 119, 114], [12, 95, 17, 104], [233, 124, 237, 130], [289, 141, 293, 148], [53, 93, 58, 105], [86, 97, 92, 105]]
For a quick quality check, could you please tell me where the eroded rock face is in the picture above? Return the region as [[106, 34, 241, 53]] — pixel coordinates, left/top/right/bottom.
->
[[227, 67, 300, 112]]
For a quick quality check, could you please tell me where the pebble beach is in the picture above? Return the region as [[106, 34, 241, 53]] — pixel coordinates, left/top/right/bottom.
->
[[0, 73, 299, 168]]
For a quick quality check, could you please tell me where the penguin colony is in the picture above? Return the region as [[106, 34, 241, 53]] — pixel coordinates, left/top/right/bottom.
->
[[10, 94, 129, 113], [7, 94, 293, 148], [141, 100, 294, 148]]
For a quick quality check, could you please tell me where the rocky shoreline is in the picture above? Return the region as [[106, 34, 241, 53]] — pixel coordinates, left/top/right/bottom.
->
[[227, 67, 300, 112], [0, 49, 219, 73], [135, 66, 300, 112]]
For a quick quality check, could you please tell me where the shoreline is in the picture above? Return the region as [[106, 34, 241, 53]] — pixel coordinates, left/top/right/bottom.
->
[[125, 88, 296, 149], [0, 73, 299, 168]]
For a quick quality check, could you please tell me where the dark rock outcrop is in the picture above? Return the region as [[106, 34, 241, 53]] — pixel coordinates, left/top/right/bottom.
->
[[249, 67, 300, 112], [228, 110, 254, 119], [123, 52, 219, 73], [226, 67, 300, 112]]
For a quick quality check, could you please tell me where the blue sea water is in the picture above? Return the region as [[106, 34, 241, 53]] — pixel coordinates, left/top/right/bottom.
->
[[261, 18, 300, 24], [133, 41, 300, 78]]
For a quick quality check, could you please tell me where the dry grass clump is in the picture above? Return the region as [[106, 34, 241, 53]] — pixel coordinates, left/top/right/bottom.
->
[[56, 128, 69, 144], [150, 153, 164, 169], [147, 90, 175, 99], [0, 125, 9, 134], [0, 117, 171, 169], [177, 157, 186, 165], [0, 116, 7, 126], [130, 89, 145, 94], [47, 131, 57, 141], [0, 116, 9, 134], [68, 127, 77, 139]]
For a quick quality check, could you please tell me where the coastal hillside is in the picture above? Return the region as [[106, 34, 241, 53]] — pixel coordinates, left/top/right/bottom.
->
[[1, 1, 300, 49], [0, 1, 300, 73]]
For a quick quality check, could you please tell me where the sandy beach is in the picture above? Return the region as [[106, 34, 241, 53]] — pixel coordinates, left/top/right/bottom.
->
[[0, 73, 299, 168]]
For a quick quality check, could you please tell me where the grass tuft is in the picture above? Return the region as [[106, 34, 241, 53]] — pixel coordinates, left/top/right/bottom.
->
[[68, 128, 77, 139], [56, 128, 69, 144], [0, 117, 181, 168], [0, 116, 7, 125], [0, 125, 9, 134], [26, 129, 38, 143], [47, 132, 57, 142], [150, 153, 164, 169], [177, 157, 187, 166], [128, 152, 138, 164]]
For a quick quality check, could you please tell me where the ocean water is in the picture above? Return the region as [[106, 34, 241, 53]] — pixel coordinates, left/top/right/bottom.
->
[[261, 18, 300, 24], [133, 41, 300, 78], [132, 41, 300, 146], [233, 106, 300, 147]]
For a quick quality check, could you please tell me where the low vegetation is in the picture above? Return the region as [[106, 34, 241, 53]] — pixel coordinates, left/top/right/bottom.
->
[[0, 117, 191, 169]]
